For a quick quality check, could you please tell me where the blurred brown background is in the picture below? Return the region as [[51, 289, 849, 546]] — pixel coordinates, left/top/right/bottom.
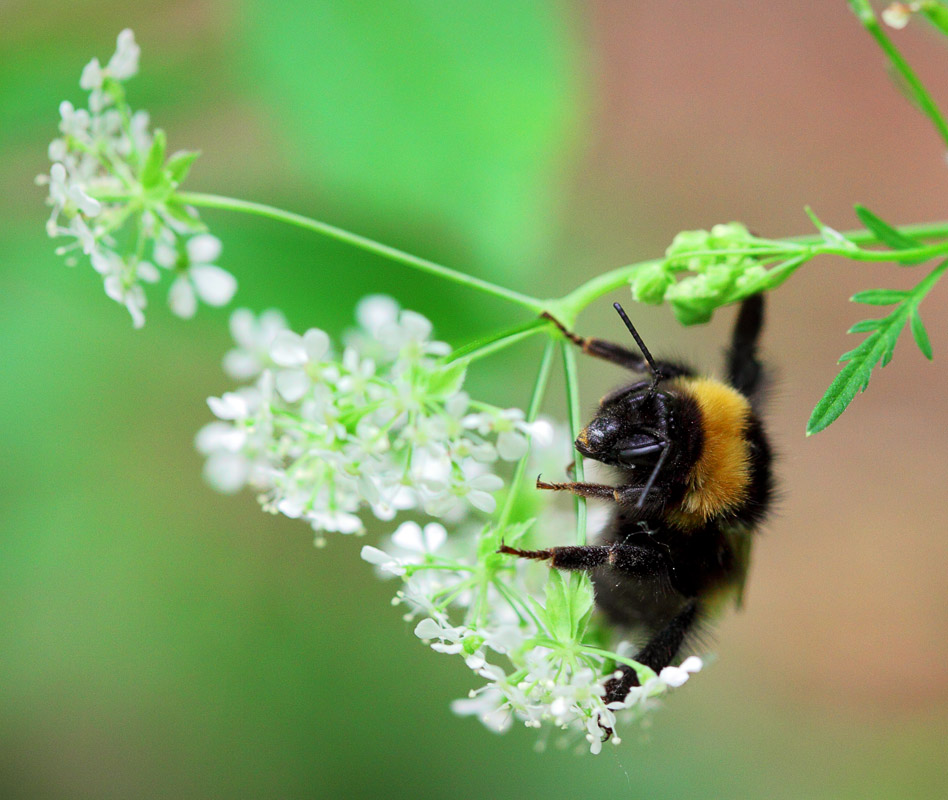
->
[[2, 1, 946, 797]]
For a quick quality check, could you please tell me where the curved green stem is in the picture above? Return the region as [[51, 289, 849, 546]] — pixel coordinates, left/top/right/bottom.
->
[[561, 343, 587, 546], [848, 0, 948, 148], [175, 191, 544, 312], [496, 339, 556, 530]]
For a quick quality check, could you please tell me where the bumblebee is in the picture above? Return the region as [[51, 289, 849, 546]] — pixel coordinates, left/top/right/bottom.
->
[[501, 295, 773, 706]]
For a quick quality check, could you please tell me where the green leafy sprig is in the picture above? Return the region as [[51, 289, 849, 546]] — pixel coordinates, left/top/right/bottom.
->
[[807, 256, 947, 434]]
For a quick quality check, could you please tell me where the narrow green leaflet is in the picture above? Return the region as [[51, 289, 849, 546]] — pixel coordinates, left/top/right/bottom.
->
[[850, 289, 909, 305], [854, 205, 924, 253], [808, 259, 948, 435], [166, 150, 201, 185], [807, 306, 906, 436], [424, 362, 467, 399], [443, 317, 546, 364], [541, 569, 594, 643], [140, 129, 167, 189], [542, 569, 571, 641], [910, 309, 933, 359]]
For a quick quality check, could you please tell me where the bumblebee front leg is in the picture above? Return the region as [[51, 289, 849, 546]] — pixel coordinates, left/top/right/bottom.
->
[[537, 478, 662, 514]]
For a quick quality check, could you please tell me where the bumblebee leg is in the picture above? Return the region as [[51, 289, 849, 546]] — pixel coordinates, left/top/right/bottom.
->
[[536, 477, 619, 502], [726, 294, 766, 397], [541, 312, 691, 377], [604, 600, 699, 705], [499, 543, 665, 575]]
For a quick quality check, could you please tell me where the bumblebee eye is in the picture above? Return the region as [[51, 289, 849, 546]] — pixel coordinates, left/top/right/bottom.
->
[[616, 436, 663, 465]]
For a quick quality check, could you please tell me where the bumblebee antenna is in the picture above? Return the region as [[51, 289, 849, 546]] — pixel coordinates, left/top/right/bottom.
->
[[613, 303, 660, 385], [636, 442, 670, 509]]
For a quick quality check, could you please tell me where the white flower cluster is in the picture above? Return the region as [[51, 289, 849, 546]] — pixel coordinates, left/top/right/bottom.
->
[[198, 296, 552, 541], [39, 29, 234, 327], [361, 440, 704, 754]]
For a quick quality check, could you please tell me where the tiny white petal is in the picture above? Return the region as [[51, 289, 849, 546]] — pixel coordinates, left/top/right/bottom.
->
[[207, 392, 248, 420], [203, 452, 248, 494], [103, 274, 123, 303], [191, 265, 237, 306], [195, 422, 246, 454], [137, 261, 160, 283], [469, 474, 504, 492], [108, 29, 140, 80], [882, 3, 911, 29], [222, 350, 262, 380], [422, 523, 447, 552], [467, 491, 497, 514], [70, 187, 101, 217], [153, 239, 178, 269], [680, 656, 703, 673], [356, 294, 399, 331], [169, 276, 197, 318], [186, 233, 222, 264], [228, 308, 257, 347], [360, 546, 391, 565], [127, 297, 145, 329], [275, 369, 309, 403], [392, 521, 424, 552], [659, 666, 689, 687], [79, 58, 103, 90], [399, 310, 432, 340], [413, 618, 442, 640], [270, 330, 308, 367], [302, 328, 330, 362], [525, 419, 555, 447], [496, 430, 528, 461]]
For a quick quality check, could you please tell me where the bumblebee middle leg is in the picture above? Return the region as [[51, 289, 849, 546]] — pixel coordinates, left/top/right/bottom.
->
[[498, 542, 666, 576]]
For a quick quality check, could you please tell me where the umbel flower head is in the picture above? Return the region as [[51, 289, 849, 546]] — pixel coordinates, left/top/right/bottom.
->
[[198, 295, 705, 751], [198, 296, 553, 541], [38, 29, 234, 327]]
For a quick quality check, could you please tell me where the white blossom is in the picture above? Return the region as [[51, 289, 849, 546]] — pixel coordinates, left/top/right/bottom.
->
[[42, 30, 226, 327], [199, 300, 549, 545], [882, 2, 918, 29], [658, 655, 703, 688]]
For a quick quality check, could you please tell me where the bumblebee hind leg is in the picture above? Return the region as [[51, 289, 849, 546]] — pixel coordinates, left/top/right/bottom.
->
[[541, 312, 693, 377], [604, 600, 699, 705]]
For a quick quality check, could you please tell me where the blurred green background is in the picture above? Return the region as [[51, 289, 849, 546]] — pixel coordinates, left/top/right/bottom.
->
[[3, 1, 947, 797]]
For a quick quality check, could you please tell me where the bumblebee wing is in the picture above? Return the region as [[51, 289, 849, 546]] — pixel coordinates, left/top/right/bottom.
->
[[728, 526, 754, 609]]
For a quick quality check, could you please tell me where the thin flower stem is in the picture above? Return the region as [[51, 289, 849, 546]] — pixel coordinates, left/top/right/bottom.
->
[[847, 0, 948, 149], [561, 342, 586, 546], [493, 577, 548, 635], [496, 339, 556, 530], [175, 191, 544, 312], [579, 645, 656, 680], [819, 240, 948, 262]]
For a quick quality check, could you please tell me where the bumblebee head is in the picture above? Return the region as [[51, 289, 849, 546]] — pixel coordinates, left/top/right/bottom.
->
[[576, 383, 681, 470], [573, 303, 706, 509]]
